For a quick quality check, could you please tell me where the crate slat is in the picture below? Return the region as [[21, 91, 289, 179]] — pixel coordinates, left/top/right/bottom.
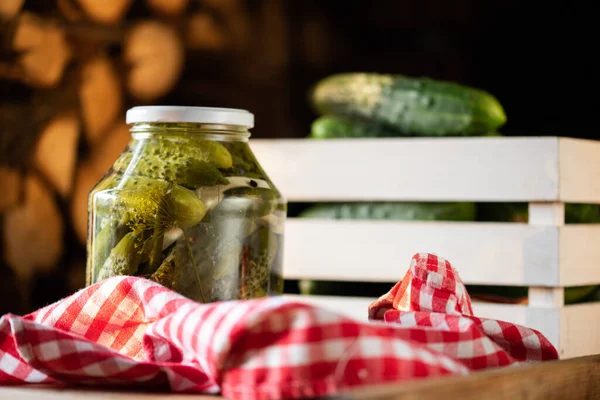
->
[[282, 219, 600, 286], [251, 137, 600, 203], [250, 137, 558, 202], [282, 219, 561, 286]]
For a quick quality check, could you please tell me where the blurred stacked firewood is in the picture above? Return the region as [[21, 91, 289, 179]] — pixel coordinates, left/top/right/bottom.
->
[[0, 0, 291, 314]]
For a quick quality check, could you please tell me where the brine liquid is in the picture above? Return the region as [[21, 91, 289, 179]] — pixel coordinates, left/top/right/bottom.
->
[[89, 180, 285, 303]]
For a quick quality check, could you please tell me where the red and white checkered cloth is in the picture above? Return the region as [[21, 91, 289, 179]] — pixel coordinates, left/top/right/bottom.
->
[[0, 253, 557, 400]]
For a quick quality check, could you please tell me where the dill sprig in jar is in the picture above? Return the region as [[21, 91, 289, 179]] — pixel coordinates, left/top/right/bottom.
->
[[86, 106, 286, 302]]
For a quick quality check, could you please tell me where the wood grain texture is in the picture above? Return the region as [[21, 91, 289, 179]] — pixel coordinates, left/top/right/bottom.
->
[[124, 21, 184, 101], [79, 55, 122, 144], [11, 12, 72, 88], [0, 167, 21, 211], [34, 113, 80, 197], [0, 0, 24, 19], [146, 0, 189, 16], [76, 0, 133, 24], [3, 175, 63, 281], [1, 356, 598, 399], [343, 355, 600, 400], [70, 121, 130, 243]]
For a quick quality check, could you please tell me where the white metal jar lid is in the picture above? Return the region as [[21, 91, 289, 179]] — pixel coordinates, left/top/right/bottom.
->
[[125, 106, 254, 128]]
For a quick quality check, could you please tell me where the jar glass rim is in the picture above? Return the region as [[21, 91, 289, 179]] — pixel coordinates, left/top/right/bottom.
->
[[129, 122, 251, 141], [126, 106, 254, 128]]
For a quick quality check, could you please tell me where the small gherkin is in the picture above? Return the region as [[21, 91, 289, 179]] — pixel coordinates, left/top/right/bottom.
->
[[88, 135, 284, 302], [309, 115, 504, 139], [240, 226, 278, 299], [96, 232, 146, 281], [97, 176, 207, 233], [310, 115, 401, 139], [310, 73, 506, 136], [149, 247, 180, 289], [221, 141, 266, 179], [113, 138, 232, 188], [92, 220, 129, 279], [92, 177, 207, 281]]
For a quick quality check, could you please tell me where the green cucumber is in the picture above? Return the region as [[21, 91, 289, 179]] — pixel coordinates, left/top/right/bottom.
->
[[298, 202, 476, 222], [299, 280, 393, 297], [309, 115, 401, 139], [566, 204, 600, 223], [564, 286, 598, 304], [309, 115, 504, 139], [477, 203, 600, 224], [310, 73, 506, 136], [300, 280, 598, 305]]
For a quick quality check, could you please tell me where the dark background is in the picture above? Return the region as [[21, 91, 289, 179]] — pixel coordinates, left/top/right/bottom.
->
[[164, 0, 595, 140]]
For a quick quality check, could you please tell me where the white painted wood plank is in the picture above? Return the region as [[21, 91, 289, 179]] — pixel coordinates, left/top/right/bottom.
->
[[559, 225, 600, 286], [524, 307, 561, 355], [250, 137, 560, 202], [560, 303, 600, 359], [559, 138, 600, 203], [528, 202, 565, 226], [528, 287, 564, 308], [282, 219, 560, 286], [468, 301, 530, 325], [283, 294, 373, 322]]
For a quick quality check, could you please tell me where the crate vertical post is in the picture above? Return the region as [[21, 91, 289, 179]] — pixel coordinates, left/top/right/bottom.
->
[[528, 202, 565, 308]]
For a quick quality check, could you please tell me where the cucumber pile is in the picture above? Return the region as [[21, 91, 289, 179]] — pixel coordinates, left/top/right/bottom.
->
[[308, 73, 506, 139], [298, 72, 600, 304]]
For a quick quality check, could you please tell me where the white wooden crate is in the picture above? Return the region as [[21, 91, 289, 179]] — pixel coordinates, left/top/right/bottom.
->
[[250, 137, 600, 360]]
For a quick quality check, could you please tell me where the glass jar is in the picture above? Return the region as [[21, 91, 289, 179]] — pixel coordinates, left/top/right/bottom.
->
[[86, 106, 286, 302]]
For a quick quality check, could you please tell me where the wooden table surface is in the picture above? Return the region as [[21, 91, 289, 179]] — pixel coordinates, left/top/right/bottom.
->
[[1, 354, 599, 399]]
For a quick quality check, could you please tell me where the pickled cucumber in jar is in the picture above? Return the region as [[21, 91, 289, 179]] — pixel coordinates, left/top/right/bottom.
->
[[86, 107, 286, 303]]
